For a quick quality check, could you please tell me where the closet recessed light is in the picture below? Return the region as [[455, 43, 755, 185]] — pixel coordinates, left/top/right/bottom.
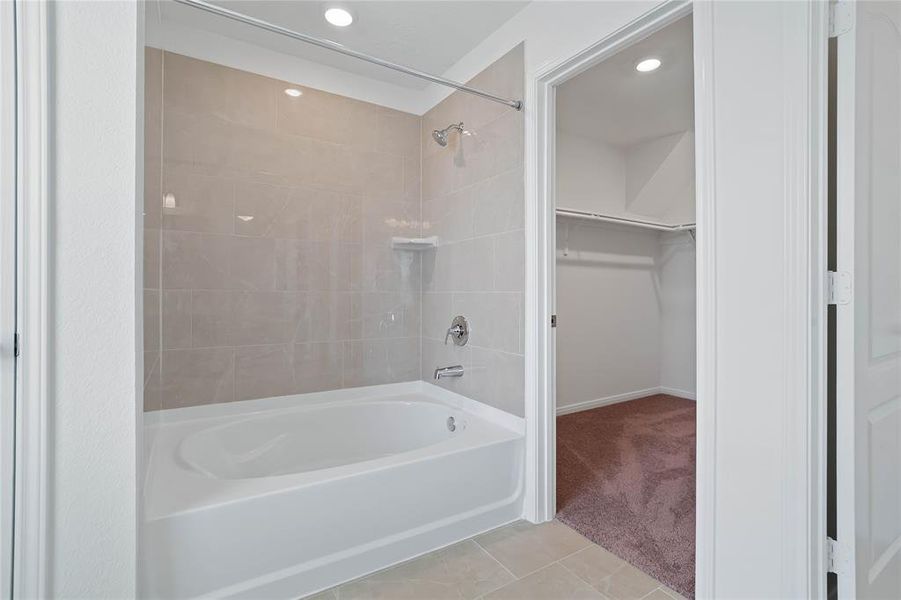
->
[[284, 88, 303, 97], [635, 58, 662, 72], [324, 7, 353, 27]]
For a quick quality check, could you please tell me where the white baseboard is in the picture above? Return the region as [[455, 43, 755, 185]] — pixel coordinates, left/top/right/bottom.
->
[[556, 387, 661, 416], [659, 386, 697, 401], [556, 385, 697, 415]]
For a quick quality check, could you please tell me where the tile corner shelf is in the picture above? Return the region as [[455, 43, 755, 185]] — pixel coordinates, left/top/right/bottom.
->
[[391, 236, 439, 250]]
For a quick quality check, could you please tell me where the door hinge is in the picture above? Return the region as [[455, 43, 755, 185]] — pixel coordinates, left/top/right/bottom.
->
[[827, 271, 851, 305], [13, 333, 19, 358], [829, 1, 853, 38], [826, 537, 848, 575], [550, 314, 557, 328]]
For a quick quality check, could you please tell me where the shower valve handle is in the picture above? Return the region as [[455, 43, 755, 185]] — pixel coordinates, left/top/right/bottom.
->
[[445, 325, 464, 344], [444, 316, 469, 346]]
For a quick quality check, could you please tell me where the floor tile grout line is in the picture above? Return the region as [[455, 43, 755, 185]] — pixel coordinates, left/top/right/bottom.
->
[[479, 538, 594, 585], [472, 576, 514, 600], [550, 539, 597, 567], [556, 522, 683, 598], [473, 559, 599, 600], [555, 563, 598, 598], [556, 554, 621, 600], [471, 538, 519, 582], [657, 586, 688, 600], [323, 535, 518, 600], [638, 586, 666, 600], [553, 527, 677, 600]]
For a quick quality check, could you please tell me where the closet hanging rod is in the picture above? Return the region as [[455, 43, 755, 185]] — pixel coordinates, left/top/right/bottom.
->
[[172, 0, 524, 111], [556, 208, 696, 232]]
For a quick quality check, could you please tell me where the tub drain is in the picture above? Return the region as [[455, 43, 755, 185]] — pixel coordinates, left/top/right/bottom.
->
[[446, 416, 456, 432]]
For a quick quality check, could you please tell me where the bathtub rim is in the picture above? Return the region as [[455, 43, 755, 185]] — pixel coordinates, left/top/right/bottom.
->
[[144, 380, 524, 435]]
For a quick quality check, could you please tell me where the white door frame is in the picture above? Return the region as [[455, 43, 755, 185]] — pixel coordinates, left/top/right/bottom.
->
[[12, 1, 50, 597], [0, 2, 17, 594], [525, 0, 693, 524], [524, 1, 829, 597]]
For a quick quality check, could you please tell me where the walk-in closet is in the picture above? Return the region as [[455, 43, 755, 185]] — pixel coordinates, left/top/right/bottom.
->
[[553, 14, 697, 599]]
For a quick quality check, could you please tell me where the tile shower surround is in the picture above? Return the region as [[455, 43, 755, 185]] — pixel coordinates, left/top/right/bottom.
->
[[421, 46, 526, 417], [143, 46, 524, 417]]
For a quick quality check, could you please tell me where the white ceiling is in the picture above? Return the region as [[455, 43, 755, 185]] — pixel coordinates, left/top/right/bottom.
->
[[556, 15, 694, 147], [151, 1, 530, 90]]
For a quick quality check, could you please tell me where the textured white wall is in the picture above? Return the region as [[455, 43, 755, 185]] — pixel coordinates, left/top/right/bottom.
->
[[555, 222, 662, 409], [657, 233, 696, 398], [554, 225, 697, 410], [49, 1, 139, 596], [555, 129, 697, 411]]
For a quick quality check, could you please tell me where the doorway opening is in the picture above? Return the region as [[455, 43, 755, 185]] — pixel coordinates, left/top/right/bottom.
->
[[550, 10, 696, 599]]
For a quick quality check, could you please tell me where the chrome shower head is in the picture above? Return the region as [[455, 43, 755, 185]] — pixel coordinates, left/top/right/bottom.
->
[[432, 129, 448, 147], [432, 122, 464, 147]]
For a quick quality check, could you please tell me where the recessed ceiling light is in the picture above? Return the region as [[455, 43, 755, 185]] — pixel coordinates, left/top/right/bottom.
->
[[636, 58, 662, 72], [324, 7, 353, 27], [284, 88, 303, 97]]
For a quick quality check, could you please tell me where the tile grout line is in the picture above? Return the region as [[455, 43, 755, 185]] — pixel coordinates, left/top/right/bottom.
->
[[477, 537, 595, 586], [473, 545, 610, 600], [557, 554, 619, 599], [657, 586, 688, 600], [555, 522, 682, 598], [418, 111, 425, 388], [638, 586, 667, 599], [471, 538, 518, 583], [318, 535, 507, 600], [556, 556, 618, 600]]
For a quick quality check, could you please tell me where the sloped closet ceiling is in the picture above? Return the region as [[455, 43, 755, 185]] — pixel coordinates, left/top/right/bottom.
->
[[626, 131, 695, 224]]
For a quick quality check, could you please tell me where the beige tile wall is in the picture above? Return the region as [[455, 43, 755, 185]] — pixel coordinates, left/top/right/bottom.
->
[[420, 45, 526, 417], [143, 49, 422, 411], [144, 47, 525, 415]]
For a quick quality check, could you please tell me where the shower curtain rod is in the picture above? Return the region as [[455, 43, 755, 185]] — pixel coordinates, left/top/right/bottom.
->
[[172, 0, 524, 111], [556, 208, 696, 232]]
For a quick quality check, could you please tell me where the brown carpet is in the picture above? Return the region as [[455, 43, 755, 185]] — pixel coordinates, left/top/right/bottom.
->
[[556, 394, 696, 598]]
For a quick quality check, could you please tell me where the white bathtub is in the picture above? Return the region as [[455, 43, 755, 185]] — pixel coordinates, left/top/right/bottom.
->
[[141, 381, 524, 599]]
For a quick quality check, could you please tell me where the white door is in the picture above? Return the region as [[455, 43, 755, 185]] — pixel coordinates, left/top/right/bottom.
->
[[835, 1, 901, 598]]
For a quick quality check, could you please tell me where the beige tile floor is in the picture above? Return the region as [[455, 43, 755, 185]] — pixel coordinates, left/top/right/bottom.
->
[[307, 520, 689, 600]]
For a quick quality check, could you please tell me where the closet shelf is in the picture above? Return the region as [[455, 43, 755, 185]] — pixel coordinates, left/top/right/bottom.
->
[[556, 208, 695, 232], [391, 236, 439, 250]]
